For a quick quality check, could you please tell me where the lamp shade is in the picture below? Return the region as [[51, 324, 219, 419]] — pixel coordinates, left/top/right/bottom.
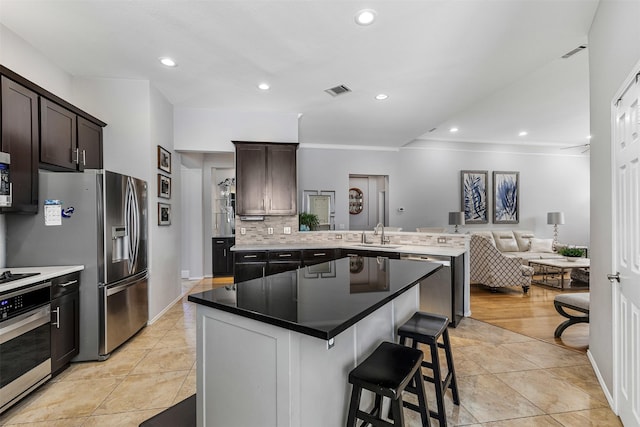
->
[[547, 212, 565, 225], [448, 212, 465, 226]]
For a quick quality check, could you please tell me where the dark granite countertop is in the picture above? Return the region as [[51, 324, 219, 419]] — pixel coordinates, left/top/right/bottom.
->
[[188, 256, 441, 340]]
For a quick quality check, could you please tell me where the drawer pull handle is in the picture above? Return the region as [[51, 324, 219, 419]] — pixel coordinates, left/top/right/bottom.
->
[[59, 280, 78, 287], [244, 255, 257, 259], [52, 307, 60, 329], [314, 253, 326, 256], [278, 254, 292, 258]]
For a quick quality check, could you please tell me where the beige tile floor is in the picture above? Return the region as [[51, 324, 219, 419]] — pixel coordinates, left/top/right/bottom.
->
[[0, 279, 622, 427]]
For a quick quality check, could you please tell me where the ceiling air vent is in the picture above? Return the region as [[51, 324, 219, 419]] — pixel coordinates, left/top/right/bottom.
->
[[561, 45, 587, 59], [325, 85, 352, 97]]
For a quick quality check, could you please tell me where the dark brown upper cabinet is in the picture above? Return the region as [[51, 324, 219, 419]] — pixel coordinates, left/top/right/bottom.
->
[[234, 142, 298, 216], [39, 94, 104, 172], [40, 98, 77, 170], [77, 116, 103, 170], [0, 76, 39, 214]]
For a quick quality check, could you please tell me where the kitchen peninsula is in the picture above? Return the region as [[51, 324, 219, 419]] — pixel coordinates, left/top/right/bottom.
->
[[188, 255, 442, 427]]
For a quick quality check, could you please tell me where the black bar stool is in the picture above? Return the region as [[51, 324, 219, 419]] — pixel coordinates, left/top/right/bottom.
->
[[346, 341, 431, 427], [396, 312, 460, 427]]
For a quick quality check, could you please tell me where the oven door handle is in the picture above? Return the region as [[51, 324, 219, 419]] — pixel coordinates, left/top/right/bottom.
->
[[0, 305, 50, 345]]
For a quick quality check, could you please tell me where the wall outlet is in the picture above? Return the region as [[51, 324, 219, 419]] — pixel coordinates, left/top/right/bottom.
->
[[437, 237, 447, 244], [335, 234, 343, 239], [268, 227, 274, 235], [339, 224, 345, 230], [240, 228, 246, 235], [283, 226, 291, 234]]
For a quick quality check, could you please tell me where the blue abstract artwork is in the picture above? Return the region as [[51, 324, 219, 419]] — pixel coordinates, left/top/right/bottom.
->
[[461, 171, 488, 224], [493, 171, 519, 223]]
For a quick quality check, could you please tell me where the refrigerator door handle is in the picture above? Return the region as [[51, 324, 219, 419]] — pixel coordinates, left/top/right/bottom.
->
[[124, 177, 140, 275], [106, 276, 145, 297]]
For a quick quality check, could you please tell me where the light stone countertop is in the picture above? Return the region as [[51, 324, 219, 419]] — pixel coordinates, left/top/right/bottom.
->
[[231, 242, 466, 257], [0, 265, 84, 294]]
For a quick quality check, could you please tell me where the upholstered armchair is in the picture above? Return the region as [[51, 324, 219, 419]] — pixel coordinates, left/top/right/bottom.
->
[[470, 235, 535, 293]]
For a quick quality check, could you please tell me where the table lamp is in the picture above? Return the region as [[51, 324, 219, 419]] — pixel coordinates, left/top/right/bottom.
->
[[547, 211, 565, 248], [448, 212, 465, 233]]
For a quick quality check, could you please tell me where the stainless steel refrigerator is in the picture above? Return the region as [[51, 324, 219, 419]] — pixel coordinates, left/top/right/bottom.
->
[[6, 170, 148, 361]]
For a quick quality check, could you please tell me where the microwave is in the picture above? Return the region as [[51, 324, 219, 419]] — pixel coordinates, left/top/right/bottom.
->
[[0, 152, 11, 208]]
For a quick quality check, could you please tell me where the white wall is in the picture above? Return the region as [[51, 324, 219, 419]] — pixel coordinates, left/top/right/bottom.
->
[[180, 156, 204, 280], [0, 24, 73, 101], [299, 142, 590, 244], [174, 108, 299, 152], [148, 84, 180, 318], [588, 0, 640, 397]]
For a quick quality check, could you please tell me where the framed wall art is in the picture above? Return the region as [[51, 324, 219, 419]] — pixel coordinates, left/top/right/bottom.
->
[[461, 170, 488, 224], [158, 174, 171, 199], [157, 146, 171, 174], [158, 203, 171, 226], [493, 171, 519, 224]]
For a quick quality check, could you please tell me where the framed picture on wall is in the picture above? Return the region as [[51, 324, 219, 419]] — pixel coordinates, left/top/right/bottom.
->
[[158, 174, 171, 199], [157, 146, 171, 174], [493, 171, 519, 224], [461, 170, 488, 224], [158, 203, 171, 226]]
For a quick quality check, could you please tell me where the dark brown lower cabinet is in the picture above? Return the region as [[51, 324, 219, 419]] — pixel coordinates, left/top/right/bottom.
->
[[212, 237, 235, 276], [51, 275, 80, 376]]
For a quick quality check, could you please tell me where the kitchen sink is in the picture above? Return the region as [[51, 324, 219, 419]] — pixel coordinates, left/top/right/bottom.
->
[[353, 244, 402, 249]]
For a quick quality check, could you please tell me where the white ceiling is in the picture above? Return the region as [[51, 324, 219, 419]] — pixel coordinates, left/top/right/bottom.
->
[[0, 0, 598, 149]]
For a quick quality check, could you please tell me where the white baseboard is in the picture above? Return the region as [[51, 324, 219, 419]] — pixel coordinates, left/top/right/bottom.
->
[[587, 349, 617, 414], [148, 291, 185, 325]]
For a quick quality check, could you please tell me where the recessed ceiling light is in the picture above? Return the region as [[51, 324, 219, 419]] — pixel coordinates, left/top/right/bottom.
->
[[258, 83, 270, 90], [375, 94, 388, 100], [159, 57, 177, 67], [355, 9, 377, 26], [519, 131, 528, 137], [449, 127, 459, 133]]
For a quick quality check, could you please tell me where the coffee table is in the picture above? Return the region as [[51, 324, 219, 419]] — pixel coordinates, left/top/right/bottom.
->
[[528, 258, 590, 289]]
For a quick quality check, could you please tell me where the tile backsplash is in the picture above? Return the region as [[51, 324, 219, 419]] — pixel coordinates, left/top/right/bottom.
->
[[234, 215, 467, 248]]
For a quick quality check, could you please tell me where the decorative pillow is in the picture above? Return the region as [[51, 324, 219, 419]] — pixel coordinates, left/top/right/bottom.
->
[[529, 238, 554, 253], [492, 231, 519, 252], [513, 231, 535, 252]]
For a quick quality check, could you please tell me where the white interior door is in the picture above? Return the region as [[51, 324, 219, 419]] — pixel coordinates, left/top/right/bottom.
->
[[613, 67, 640, 427]]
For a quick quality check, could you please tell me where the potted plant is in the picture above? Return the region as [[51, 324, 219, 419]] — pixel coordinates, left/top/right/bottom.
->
[[558, 247, 585, 260], [299, 212, 319, 231]]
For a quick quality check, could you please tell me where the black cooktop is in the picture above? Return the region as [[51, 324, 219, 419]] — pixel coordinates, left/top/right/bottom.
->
[[0, 271, 40, 285]]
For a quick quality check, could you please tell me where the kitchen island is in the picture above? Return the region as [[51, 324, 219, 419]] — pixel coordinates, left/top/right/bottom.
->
[[188, 255, 441, 427]]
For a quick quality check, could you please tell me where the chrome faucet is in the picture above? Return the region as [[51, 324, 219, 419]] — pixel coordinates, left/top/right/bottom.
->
[[374, 223, 389, 245]]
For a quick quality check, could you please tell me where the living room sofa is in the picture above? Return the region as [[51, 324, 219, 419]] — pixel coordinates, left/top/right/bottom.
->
[[469, 230, 563, 293], [472, 230, 564, 262]]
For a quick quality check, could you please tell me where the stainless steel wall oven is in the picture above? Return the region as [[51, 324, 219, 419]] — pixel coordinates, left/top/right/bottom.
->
[[0, 280, 51, 414]]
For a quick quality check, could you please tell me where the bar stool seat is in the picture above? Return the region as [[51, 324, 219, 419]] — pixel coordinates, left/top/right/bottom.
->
[[397, 312, 460, 427], [347, 341, 431, 427]]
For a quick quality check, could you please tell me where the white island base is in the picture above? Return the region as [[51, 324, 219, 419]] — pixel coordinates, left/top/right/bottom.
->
[[195, 286, 419, 427]]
